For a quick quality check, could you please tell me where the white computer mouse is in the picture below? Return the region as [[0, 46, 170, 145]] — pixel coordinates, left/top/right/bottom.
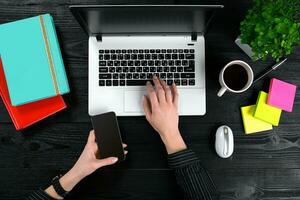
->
[[215, 125, 234, 158]]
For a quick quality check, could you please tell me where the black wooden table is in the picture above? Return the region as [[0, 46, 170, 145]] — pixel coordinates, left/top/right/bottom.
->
[[0, 1, 299, 199]]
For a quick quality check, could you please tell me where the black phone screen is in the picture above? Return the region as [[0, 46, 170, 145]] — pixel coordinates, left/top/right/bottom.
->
[[91, 112, 125, 162]]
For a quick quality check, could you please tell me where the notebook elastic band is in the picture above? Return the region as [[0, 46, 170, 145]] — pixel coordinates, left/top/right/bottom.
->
[[39, 15, 59, 95]]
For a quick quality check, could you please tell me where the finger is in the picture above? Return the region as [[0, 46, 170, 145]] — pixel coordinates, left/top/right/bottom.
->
[[87, 130, 96, 144], [124, 150, 128, 155], [143, 95, 152, 120], [160, 79, 172, 103], [122, 143, 128, 148], [95, 157, 118, 168], [153, 76, 166, 103], [146, 81, 159, 110], [171, 83, 179, 106]]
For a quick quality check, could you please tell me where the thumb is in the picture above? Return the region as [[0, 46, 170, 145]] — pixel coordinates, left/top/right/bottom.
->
[[95, 157, 118, 168], [143, 96, 151, 120]]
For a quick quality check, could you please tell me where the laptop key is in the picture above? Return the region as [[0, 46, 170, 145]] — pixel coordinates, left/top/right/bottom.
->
[[116, 50, 121, 53], [184, 66, 195, 72], [189, 79, 195, 85], [147, 73, 153, 79], [99, 80, 105, 86], [105, 50, 109, 53], [182, 60, 188, 66], [167, 73, 173, 78], [134, 61, 141, 66], [99, 55, 104, 60], [122, 50, 126, 53], [129, 67, 135, 72], [185, 54, 194, 59], [126, 73, 133, 79], [181, 79, 187, 86], [160, 73, 166, 79], [148, 60, 154, 66], [116, 67, 122, 72], [121, 61, 127, 66], [120, 73, 126, 79], [128, 61, 134, 66], [99, 67, 108, 73], [120, 80, 125, 86], [163, 67, 170, 72], [114, 61, 120, 66], [133, 73, 139, 79], [175, 60, 181, 66], [150, 67, 156, 72], [174, 73, 180, 79], [165, 54, 171, 59], [126, 80, 151, 86], [104, 54, 110, 60], [106, 80, 112, 86], [123, 67, 129, 73], [133, 49, 138, 53], [177, 67, 183, 72], [125, 54, 131, 60], [167, 80, 173, 85], [139, 49, 144, 53], [170, 67, 176, 72], [174, 79, 180, 85], [111, 54, 117, 60], [155, 60, 161, 66], [110, 50, 115, 53], [150, 49, 155, 53], [181, 73, 195, 78], [143, 67, 149, 72], [118, 54, 124, 60], [179, 49, 183, 53], [99, 61, 106, 66], [99, 74, 111, 79], [142, 61, 147, 66], [109, 67, 115, 73], [136, 67, 143, 72], [158, 54, 164, 59], [99, 50, 104, 54], [140, 73, 146, 79], [131, 54, 137, 60], [184, 49, 189, 53], [172, 54, 178, 59], [179, 54, 184, 59], [113, 73, 119, 79], [162, 60, 167, 66], [145, 54, 151, 59], [190, 49, 195, 53], [138, 54, 144, 59], [157, 67, 163, 72], [107, 61, 113, 66], [113, 80, 118, 86]]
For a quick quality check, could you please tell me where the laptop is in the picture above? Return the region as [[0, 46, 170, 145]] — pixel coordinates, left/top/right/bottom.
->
[[70, 5, 223, 116]]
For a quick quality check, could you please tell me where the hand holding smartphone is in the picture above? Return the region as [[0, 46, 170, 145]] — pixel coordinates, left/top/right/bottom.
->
[[91, 112, 125, 162]]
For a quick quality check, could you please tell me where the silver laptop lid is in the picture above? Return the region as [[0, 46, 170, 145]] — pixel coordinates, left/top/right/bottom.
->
[[70, 5, 224, 37]]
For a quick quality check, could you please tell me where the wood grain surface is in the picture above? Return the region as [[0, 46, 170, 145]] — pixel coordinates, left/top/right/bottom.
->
[[0, 0, 299, 199]]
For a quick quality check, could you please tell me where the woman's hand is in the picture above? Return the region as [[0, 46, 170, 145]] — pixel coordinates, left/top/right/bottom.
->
[[70, 130, 126, 179], [45, 130, 127, 199], [143, 76, 187, 154]]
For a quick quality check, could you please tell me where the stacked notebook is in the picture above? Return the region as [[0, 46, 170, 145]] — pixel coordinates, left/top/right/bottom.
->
[[0, 14, 70, 130], [241, 78, 297, 134]]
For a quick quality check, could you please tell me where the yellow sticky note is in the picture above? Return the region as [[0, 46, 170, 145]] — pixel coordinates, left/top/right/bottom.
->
[[254, 91, 282, 126], [241, 105, 273, 134]]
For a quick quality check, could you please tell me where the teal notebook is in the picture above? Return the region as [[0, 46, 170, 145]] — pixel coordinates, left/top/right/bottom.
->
[[0, 14, 69, 106]]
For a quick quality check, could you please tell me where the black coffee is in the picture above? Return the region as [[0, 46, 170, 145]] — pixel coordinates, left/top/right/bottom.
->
[[223, 64, 248, 91]]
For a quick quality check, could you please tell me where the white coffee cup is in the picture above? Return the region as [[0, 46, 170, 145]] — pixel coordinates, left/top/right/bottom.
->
[[217, 60, 253, 97]]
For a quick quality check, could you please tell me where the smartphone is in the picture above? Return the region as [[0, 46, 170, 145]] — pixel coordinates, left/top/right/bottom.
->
[[91, 112, 125, 162]]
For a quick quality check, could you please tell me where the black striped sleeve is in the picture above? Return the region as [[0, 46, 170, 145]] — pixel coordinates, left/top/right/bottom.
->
[[168, 149, 219, 200], [26, 188, 57, 200]]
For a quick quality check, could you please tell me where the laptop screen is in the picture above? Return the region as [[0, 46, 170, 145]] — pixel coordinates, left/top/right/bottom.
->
[[70, 5, 223, 36]]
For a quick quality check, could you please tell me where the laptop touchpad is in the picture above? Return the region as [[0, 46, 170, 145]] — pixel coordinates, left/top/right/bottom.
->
[[124, 90, 145, 112]]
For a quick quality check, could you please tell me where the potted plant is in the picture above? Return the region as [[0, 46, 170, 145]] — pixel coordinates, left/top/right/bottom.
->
[[236, 0, 300, 62]]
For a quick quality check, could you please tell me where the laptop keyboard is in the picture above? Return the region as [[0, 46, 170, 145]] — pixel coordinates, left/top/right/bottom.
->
[[98, 49, 195, 86]]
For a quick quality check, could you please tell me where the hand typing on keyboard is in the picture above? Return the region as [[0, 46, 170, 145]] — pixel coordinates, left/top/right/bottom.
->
[[143, 76, 187, 154]]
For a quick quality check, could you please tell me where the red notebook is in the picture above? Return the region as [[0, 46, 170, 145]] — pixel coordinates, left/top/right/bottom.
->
[[0, 59, 66, 130]]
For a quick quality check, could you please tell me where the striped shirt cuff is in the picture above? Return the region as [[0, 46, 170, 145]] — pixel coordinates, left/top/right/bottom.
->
[[168, 148, 199, 169], [26, 188, 57, 200]]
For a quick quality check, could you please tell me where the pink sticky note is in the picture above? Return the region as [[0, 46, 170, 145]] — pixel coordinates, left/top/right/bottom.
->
[[267, 78, 297, 112]]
